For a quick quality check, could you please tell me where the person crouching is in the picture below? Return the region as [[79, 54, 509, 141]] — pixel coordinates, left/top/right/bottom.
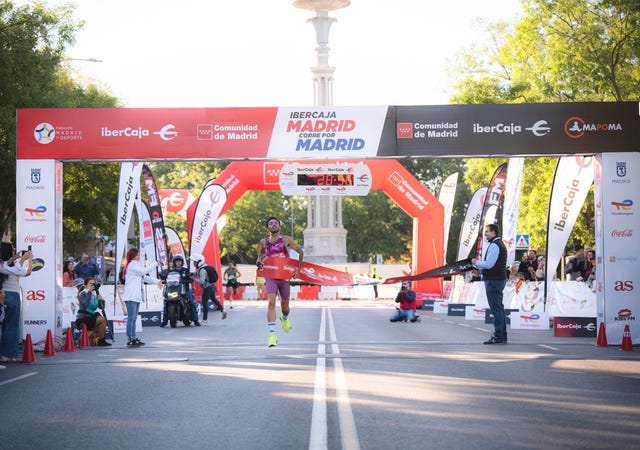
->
[[390, 282, 418, 323], [75, 278, 111, 346]]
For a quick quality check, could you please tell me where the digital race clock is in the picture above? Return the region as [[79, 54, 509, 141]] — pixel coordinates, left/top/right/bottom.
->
[[279, 164, 372, 196]]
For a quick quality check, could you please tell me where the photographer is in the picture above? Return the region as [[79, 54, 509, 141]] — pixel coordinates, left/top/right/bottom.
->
[[75, 278, 111, 346], [390, 282, 418, 323]]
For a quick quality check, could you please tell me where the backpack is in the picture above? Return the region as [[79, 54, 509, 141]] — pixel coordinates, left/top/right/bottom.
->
[[201, 264, 218, 283]]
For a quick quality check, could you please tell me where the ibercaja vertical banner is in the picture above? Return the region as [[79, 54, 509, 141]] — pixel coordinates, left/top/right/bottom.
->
[[503, 157, 524, 267], [475, 163, 508, 259], [544, 157, 594, 294], [115, 162, 143, 286], [438, 172, 458, 263], [16, 159, 63, 348], [141, 164, 169, 273], [457, 187, 487, 261]]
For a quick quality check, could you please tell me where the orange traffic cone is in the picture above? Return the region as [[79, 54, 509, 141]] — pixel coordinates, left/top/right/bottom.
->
[[620, 324, 633, 352], [63, 327, 76, 352], [596, 322, 608, 347], [21, 333, 36, 363], [79, 324, 90, 348], [43, 329, 57, 356]]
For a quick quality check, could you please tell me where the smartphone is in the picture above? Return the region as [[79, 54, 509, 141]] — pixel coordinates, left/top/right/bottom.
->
[[28, 245, 32, 252]]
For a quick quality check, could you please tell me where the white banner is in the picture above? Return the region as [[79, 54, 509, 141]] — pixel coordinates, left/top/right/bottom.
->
[[165, 227, 186, 260], [189, 183, 227, 270], [17, 159, 63, 347], [545, 157, 594, 283], [438, 172, 458, 262], [457, 187, 487, 261], [115, 162, 143, 284], [503, 157, 524, 266], [597, 152, 639, 344], [138, 200, 157, 270]]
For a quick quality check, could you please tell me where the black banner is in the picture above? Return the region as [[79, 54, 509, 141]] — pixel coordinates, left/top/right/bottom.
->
[[141, 164, 169, 272], [394, 102, 639, 157]]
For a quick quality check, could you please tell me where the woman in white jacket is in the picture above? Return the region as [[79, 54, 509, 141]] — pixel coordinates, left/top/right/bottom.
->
[[122, 248, 159, 347]]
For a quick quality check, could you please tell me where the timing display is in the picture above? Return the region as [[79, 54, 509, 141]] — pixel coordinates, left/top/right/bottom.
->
[[279, 164, 372, 196], [297, 173, 354, 186]]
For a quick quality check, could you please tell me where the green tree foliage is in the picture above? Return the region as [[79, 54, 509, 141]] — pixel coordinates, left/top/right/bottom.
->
[[342, 191, 412, 263], [449, 0, 637, 256], [1, 2, 119, 248], [450, 0, 640, 103]]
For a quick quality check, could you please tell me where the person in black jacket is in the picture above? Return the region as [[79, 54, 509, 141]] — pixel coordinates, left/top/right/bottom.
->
[[471, 224, 508, 344]]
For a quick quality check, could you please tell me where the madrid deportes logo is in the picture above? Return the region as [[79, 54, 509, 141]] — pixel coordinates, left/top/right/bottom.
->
[[34, 123, 55, 144]]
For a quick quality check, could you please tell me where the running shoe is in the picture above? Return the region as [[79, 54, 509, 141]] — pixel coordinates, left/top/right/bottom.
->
[[268, 334, 278, 348], [280, 312, 291, 334], [222, 311, 228, 320]]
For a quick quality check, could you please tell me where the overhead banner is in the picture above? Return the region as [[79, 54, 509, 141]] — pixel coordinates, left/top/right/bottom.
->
[[17, 102, 639, 160], [141, 164, 169, 273], [438, 172, 458, 262], [457, 187, 487, 261], [503, 158, 524, 266]]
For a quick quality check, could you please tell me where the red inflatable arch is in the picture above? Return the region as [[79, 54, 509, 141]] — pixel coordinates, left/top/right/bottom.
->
[[187, 160, 443, 296]]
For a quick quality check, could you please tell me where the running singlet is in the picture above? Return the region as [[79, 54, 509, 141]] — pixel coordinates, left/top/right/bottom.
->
[[264, 235, 289, 258]]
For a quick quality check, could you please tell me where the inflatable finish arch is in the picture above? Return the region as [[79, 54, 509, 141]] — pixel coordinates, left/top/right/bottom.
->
[[187, 160, 443, 295]]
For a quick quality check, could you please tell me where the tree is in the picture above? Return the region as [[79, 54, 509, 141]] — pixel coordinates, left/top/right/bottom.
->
[[1, 2, 120, 247], [449, 0, 637, 256]]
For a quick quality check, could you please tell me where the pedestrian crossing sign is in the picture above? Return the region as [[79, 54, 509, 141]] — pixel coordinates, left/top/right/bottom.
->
[[515, 234, 530, 249]]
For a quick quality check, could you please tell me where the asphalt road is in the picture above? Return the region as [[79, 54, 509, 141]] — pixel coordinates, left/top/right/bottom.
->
[[1, 300, 639, 450]]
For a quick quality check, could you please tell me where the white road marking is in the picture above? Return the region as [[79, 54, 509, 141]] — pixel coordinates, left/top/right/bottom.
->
[[0, 372, 38, 386], [539, 344, 559, 351], [309, 308, 327, 450], [328, 309, 361, 450]]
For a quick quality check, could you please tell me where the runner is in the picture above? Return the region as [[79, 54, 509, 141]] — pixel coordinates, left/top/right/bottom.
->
[[223, 261, 242, 309], [256, 216, 303, 347]]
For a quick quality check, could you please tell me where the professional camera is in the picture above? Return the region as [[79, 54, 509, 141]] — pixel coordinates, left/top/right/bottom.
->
[[401, 284, 407, 291], [93, 280, 102, 295]]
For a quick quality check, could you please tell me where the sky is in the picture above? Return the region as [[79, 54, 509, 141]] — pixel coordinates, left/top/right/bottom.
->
[[32, 0, 522, 107]]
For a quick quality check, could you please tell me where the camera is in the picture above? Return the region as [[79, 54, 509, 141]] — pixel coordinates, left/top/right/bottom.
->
[[401, 285, 407, 291], [94, 281, 102, 294]]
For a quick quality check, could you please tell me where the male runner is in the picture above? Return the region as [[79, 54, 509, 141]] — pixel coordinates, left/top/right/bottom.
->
[[256, 216, 303, 347]]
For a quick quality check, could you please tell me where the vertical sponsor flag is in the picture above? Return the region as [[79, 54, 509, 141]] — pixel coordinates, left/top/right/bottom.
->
[[457, 187, 487, 261], [544, 156, 594, 308], [138, 200, 158, 269], [503, 158, 524, 266], [115, 162, 143, 285], [475, 163, 508, 258], [141, 164, 169, 273], [189, 183, 227, 271], [438, 172, 458, 262], [166, 226, 186, 260]]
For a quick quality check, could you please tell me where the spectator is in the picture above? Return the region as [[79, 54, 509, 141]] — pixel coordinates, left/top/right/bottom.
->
[[191, 254, 226, 324], [390, 282, 418, 322], [63, 260, 77, 287], [74, 253, 99, 280], [370, 267, 380, 299], [518, 249, 538, 281], [535, 256, 546, 281], [122, 248, 159, 347], [565, 246, 586, 281], [255, 275, 266, 300], [75, 278, 111, 346], [0, 241, 33, 362]]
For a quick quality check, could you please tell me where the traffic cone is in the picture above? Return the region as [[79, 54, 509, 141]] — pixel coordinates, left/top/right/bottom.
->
[[596, 322, 608, 347], [63, 327, 76, 352], [79, 324, 90, 348], [43, 329, 57, 357], [21, 333, 36, 363], [620, 324, 633, 352]]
